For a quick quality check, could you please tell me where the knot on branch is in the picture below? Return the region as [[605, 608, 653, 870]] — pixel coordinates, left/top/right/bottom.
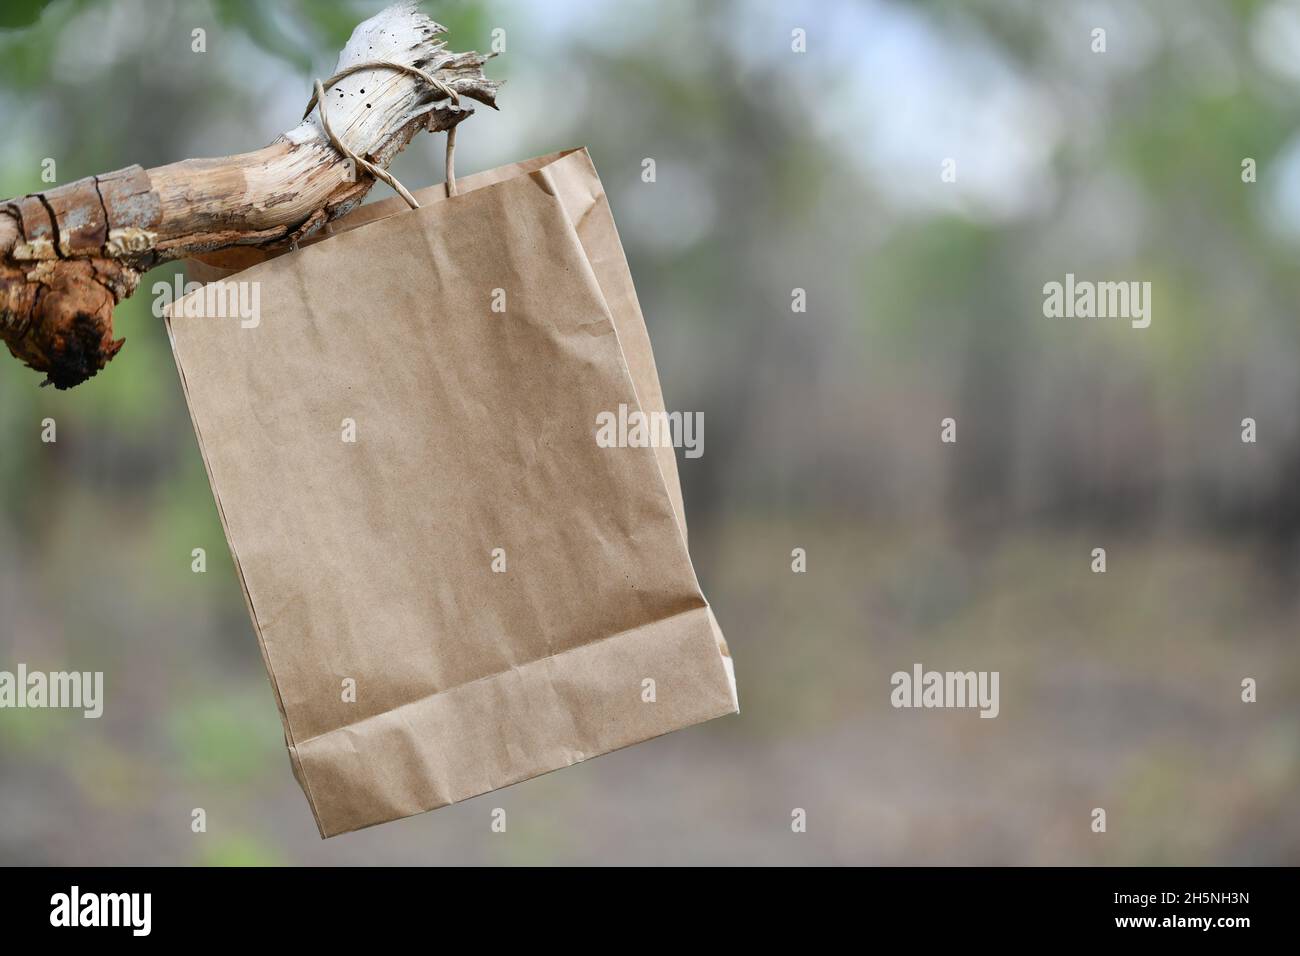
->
[[2, 259, 137, 388]]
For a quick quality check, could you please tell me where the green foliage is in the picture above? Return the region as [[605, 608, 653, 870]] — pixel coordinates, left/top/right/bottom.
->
[[0, 0, 57, 30], [198, 834, 283, 867], [212, 0, 314, 72], [168, 694, 283, 786]]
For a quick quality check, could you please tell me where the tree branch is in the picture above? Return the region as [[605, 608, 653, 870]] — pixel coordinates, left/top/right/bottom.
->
[[0, 2, 499, 389]]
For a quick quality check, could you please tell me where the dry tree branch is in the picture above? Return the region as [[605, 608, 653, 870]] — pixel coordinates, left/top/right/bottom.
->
[[0, 2, 499, 389]]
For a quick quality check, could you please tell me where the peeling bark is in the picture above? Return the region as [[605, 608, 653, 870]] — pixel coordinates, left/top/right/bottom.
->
[[0, 2, 499, 388]]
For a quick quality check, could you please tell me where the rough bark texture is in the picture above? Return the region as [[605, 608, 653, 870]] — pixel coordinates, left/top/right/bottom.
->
[[0, 2, 499, 388]]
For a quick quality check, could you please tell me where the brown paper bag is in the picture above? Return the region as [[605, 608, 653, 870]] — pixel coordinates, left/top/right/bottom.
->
[[166, 148, 738, 837]]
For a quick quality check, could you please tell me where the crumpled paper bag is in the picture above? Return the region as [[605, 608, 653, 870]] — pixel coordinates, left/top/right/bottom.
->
[[167, 148, 738, 836]]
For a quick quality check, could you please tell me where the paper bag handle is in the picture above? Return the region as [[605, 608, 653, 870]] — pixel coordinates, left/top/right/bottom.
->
[[305, 59, 461, 207]]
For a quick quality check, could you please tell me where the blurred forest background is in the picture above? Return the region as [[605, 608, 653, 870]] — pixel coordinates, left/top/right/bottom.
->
[[2, 0, 1299, 864]]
